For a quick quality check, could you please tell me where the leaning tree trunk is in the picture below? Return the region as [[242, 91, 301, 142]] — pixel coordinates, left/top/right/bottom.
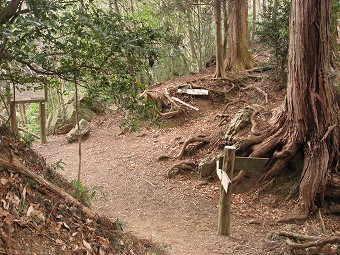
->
[[225, 0, 254, 71], [237, 0, 339, 220]]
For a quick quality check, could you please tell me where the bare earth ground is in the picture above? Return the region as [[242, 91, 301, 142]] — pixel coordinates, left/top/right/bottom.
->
[[34, 74, 339, 255]]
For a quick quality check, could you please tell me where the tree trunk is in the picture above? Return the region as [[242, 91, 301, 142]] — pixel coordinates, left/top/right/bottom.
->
[[214, 0, 226, 78], [237, 0, 339, 220], [285, 0, 339, 218], [109, 0, 121, 16], [186, 9, 199, 73], [251, 0, 256, 47], [225, 0, 254, 71], [222, 0, 229, 59]]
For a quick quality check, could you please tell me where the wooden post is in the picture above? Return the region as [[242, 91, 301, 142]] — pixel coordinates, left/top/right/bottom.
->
[[218, 145, 236, 236], [39, 102, 47, 144], [9, 101, 18, 136]]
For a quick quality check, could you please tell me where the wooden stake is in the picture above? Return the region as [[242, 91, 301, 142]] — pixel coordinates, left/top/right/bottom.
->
[[39, 102, 47, 144], [9, 101, 18, 136], [218, 146, 236, 236]]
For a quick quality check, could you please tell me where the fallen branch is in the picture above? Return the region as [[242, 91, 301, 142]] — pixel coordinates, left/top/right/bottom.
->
[[176, 136, 210, 159], [159, 110, 182, 119], [171, 96, 199, 111], [0, 151, 97, 219], [18, 127, 40, 139]]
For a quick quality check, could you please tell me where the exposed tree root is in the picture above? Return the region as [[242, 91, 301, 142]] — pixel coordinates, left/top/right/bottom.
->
[[159, 110, 182, 119], [276, 231, 340, 253], [222, 100, 246, 114], [176, 136, 210, 159], [232, 170, 248, 185], [167, 160, 196, 178], [257, 178, 275, 195], [241, 84, 268, 103], [329, 204, 340, 214], [215, 113, 230, 126], [246, 66, 273, 73]]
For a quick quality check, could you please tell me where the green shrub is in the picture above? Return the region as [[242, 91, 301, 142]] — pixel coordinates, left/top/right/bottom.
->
[[257, 0, 290, 83]]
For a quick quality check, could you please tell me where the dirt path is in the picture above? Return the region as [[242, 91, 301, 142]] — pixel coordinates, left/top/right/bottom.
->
[[33, 72, 340, 254], [34, 112, 340, 255], [34, 108, 277, 255]]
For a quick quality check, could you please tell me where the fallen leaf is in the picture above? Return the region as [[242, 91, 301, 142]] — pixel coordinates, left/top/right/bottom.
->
[[83, 239, 92, 251], [0, 178, 8, 185], [99, 248, 106, 255], [36, 212, 45, 223], [26, 205, 34, 217], [22, 186, 27, 201], [62, 222, 71, 231], [1, 199, 8, 210], [98, 237, 110, 248], [55, 239, 64, 245]]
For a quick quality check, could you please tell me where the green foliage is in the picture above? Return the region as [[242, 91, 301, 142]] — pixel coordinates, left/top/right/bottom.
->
[[119, 99, 161, 132], [19, 132, 36, 148], [71, 179, 96, 208], [51, 159, 66, 171], [18, 200, 29, 216], [71, 179, 105, 208], [256, 0, 290, 82], [0, 0, 169, 126], [114, 219, 126, 232], [24, 103, 40, 133]]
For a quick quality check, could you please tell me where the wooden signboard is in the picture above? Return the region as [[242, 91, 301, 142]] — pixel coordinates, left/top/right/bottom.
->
[[8, 81, 47, 144], [10, 83, 47, 103]]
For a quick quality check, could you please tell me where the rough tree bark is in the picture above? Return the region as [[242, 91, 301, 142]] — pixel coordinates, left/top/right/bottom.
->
[[214, 0, 226, 78], [225, 0, 254, 71], [237, 0, 339, 220]]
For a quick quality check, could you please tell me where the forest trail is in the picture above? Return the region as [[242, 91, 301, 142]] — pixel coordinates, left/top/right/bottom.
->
[[34, 76, 339, 254], [34, 109, 271, 255]]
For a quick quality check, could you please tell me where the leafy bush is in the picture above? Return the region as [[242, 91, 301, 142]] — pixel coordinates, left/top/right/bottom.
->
[[1, 1, 169, 129]]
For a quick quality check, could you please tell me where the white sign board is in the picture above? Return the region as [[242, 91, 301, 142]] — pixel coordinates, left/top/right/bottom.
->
[[11, 83, 47, 103], [216, 159, 231, 192], [177, 88, 209, 95]]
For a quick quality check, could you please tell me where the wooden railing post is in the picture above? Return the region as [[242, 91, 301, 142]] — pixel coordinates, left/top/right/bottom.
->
[[217, 145, 236, 236]]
